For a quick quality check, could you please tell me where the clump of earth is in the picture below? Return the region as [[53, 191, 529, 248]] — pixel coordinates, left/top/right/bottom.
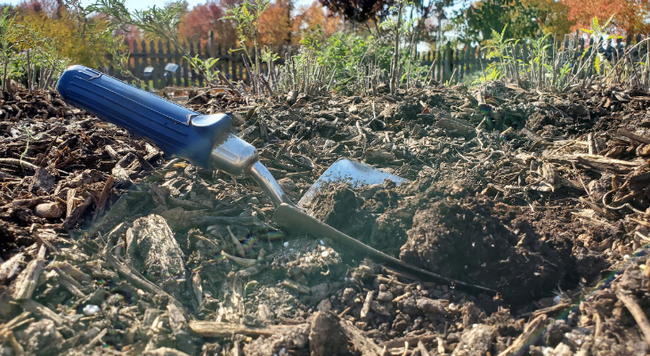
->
[[2, 80, 650, 355]]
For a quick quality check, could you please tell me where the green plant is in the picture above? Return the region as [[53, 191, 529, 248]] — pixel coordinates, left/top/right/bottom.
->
[[581, 15, 614, 41], [186, 55, 220, 86], [472, 66, 500, 85], [223, 0, 271, 94], [470, 14, 650, 92], [0, 8, 17, 94], [0, 18, 70, 92], [483, 26, 519, 81], [377, 0, 426, 93], [382, 0, 405, 94], [20, 127, 47, 170]]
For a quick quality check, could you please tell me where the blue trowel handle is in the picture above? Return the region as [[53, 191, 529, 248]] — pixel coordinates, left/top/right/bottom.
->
[[57, 65, 231, 168]]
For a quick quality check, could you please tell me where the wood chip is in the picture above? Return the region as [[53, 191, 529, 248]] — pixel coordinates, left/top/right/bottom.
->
[[188, 321, 279, 337], [12, 245, 46, 300], [616, 290, 650, 348], [497, 314, 547, 356], [63, 194, 94, 230], [20, 299, 64, 326], [0, 252, 25, 283], [92, 174, 114, 222], [451, 324, 496, 356], [360, 290, 375, 320]]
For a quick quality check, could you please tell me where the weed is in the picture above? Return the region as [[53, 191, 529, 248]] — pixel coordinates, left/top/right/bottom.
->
[[186, 56, 220, 86], [474, 14, 649, 92], [0, 8, 17, 94], [223, 0, 271, 94]]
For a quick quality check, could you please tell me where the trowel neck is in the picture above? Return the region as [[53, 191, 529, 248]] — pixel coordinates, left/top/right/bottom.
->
[[208, 134, 292, 208], [250, 161, 294, 208]]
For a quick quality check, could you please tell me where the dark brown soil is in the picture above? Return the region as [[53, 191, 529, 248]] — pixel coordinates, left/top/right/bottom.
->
[[2, 81, 650, 355]]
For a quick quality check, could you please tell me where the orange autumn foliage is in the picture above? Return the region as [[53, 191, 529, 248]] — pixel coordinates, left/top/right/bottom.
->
[[561, 0, 650, 34], [292, 0, 343, 43], [178, 0, 239, 46], [257, 0, 293, 45]]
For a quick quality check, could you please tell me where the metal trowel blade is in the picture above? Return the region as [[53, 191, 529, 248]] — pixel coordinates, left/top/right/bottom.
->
[[297, 158, 408, 208]]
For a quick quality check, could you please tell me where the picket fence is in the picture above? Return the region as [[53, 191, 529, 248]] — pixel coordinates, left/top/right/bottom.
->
[[106, 32, 648, 89]]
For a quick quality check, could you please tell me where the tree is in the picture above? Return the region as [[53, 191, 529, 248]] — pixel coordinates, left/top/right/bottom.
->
[[178, 0, 238, 45], [561, 0, 650, 34], [292, 0, 343, 43], [522, 0, 573, 36], [456, 0, 545, 43], [257, 0, 292, 45], [19, 0, 62, 18], [318, 0, 393, 24], [16, 0, 108, 66]]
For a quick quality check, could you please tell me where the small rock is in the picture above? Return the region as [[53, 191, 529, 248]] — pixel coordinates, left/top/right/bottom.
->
[[450, 324, 496, 356], [376, 291, 394, 302], [310, 283, 329, 301], [83, 327, 101, 340], [34, 202, 65, 219], [249, 196, 260, 204], [417, 297, 449, 316], [286, 90, 298, 106], [82, 304, 100, 316], [341, 288, 356, 304], [30, 167, 56, 193], [317, 299, 332, 312], [278, 177, 296, 192], [309, 312, 348, 356]]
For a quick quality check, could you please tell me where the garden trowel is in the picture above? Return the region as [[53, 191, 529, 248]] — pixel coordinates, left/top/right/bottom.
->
[[57, 65, 493, 293]]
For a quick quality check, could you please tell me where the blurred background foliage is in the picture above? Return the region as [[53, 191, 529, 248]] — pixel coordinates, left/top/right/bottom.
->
[[0, 0, 646, 91]]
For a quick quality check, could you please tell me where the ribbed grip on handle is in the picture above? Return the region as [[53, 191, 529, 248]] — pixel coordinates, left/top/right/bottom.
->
[[57, 65, 231, 168]]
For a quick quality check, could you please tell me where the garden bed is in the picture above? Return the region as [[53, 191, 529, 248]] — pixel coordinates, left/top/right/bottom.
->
[[1, 81, 650, 356]]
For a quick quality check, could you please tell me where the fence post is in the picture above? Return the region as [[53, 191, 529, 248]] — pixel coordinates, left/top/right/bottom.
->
[[217, 44, 224, 79], [455, 48, 462, 82], [148, 41, 157, 89], [208, 30, 215, 57], [223, 45, 231, 82], [165, 41, 173, 88], [174, 42, 182, 87], [176, 42, 191, 87], [198, 41, 205, 87], [131, 40, 139, 87], [616, 37, 623, 62], [189, 42, 197, 87], [436, 46, 441, 82]]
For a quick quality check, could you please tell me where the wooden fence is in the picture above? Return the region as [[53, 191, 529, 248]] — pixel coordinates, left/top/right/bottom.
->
[[107, 32, 648, 89], [106, 34, 298, 89], [419, 33, 648, 84]]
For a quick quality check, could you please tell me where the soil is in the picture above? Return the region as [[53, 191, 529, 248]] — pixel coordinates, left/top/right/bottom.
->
[[1, 80, 650, 356]]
